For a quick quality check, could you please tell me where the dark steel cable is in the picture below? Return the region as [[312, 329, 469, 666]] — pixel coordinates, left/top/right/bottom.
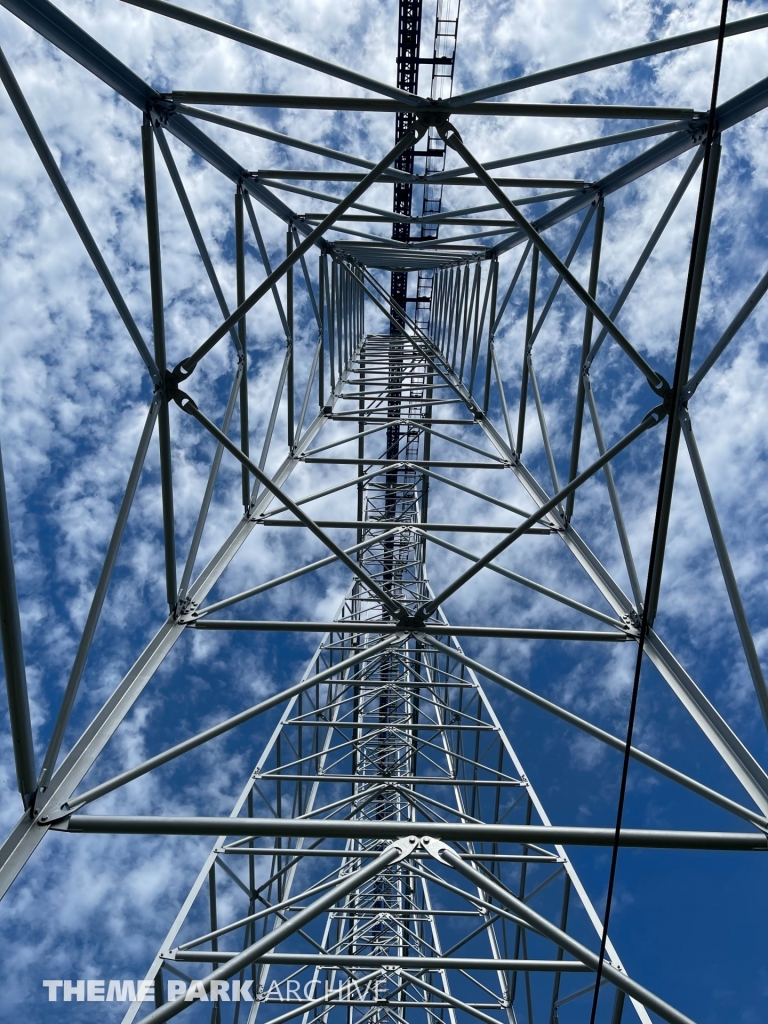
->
[[587, 4, 729, 1020]]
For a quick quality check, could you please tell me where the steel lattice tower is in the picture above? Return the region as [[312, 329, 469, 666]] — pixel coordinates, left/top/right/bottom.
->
[[1, 2, 768, 1024]]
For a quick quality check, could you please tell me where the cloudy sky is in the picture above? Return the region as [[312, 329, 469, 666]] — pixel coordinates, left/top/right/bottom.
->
[[1, 0, 768, 1021]]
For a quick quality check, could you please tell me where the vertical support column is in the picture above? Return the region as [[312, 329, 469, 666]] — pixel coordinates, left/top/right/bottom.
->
[[444, 268, 457, 357], [547, 874, 571, 1022], [566, 196, 604, 521], [451, 265, 468, 367], [438, 270, 449, 352], [0, 439, 36, 807], [459, 262, 480, 382], [468, 261, 489, 394], [235, 186, 250, 510], [357, 338, 365, 546], [142, 113, 177, 613], [610, 990, 626, 1024], [483, 258, 499, 413], [647, 136, 721, 623], [327, 257, 336, 392], [318, 251, 326, 408], [334, 259, 342, 378], [342, 266, 348, 370], [209, 863, 218, 953], [286, 227, 295, 451], [517, 247, 539, 455], [153, 971, 163, 1009], [680, 410, 768, 728]]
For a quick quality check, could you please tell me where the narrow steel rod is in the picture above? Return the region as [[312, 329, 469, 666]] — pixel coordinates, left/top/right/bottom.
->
[[566, 197, 604, 520], [583, 378, 644, 610], [174, 126, 425, 378], [121, 0, 424, 106], [236, 187, 250, 507], [491, 343, 516, 452], [0, 45, 158, 381], [0, 437, 37, 806], [154, 124, 241, 353], [448, 10, 768, 106], [414, 464, 530, 515], [492, 241, 530, 333], [63, 635, 403, 812], [680, 410, 768, 728], [37, 397, 160, 791], [422, 634, 768, 828], [432, 122, 690, 182], [294, 229, 321, 326], [417, 531, 623, 627], [439, 124, 666, 393], [527, 353, 561, 496], [430, 841, 696, 1024], [686, 262, 768, 396], [527, 204, 596, 351], [175, 393, 405, 615], [587, 147, 704, 367], [242, 192, 290, 336], [142, 115, 177, 611], [421, 403, 665, 616], [177, 369, 243, 602], [258, 465, 386, 519], [175, 103, 412, 180], [59, 818, 768, 850], [250, 349, 291, 506], [196, 528, 401, 617], [295, 336, 324, 447]]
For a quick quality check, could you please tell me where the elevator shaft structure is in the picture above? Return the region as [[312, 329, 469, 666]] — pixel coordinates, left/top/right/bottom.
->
[[390, 0, 424, 329], [121, 331, 646, 1024]]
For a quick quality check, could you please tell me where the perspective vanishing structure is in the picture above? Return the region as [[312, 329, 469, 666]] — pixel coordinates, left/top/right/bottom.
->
[[1, 1, 767, 1023]]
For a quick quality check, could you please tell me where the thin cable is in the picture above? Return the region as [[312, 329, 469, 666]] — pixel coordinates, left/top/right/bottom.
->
[[588, 4, 729, 1020]]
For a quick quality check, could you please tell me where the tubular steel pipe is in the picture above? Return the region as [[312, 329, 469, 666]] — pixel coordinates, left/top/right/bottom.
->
[[0, 439, 36, 805], [448, 10, 768, 107], [122, 0, 425, 107], [65, 635, 403, 812], [132, 839, 410, 1023], [566, 197, 604, 520], [57, 818, 768, 850], [429, 840, 698, 1024], [176, 125, 425, 378], [0, 44, 158, 381], [37, 397, 160, 791], [170, 952, 590, 971], [680, 411, 768, 729], [440, 123, 666, 395], [191, 621, 628, 641], [423, 634, 768, 829], [421, 405, 665, 617], [646, 137, 722, 625], [143, 117, 177, 612], [235, 188, 250, 508]]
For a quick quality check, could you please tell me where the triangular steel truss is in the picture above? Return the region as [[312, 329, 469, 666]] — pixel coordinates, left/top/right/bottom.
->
[[1, 3, 768, 1024]]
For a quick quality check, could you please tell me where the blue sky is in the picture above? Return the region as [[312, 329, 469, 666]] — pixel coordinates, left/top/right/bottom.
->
[[1, 0, 768, 1021]]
